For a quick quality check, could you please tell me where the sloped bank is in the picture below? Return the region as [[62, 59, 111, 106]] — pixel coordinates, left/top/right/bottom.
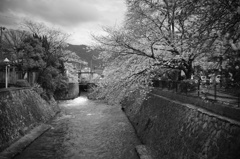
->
[[121, 89, 240, 159], [0, 88, 60, 152]]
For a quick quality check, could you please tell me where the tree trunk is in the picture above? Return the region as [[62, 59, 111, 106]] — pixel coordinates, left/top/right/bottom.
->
[[185, 59, 194, 79], [185, 70, 192, 79]]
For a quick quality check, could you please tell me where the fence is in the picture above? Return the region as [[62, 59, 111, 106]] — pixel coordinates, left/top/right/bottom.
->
[[0, 69, 39, 88], [152, 80, 240, 107]]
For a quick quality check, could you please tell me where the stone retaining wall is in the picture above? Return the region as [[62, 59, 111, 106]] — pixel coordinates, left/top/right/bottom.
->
[[122, 89, 240, 159], [0, 88, 60, 152]]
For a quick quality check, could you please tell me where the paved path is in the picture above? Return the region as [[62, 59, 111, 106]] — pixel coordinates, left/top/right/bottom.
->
[[14, 96, 140, 159], [201, 87, 239, 106]]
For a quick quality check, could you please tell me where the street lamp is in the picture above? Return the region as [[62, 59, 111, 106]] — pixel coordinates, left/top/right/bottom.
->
[[4, 58, 10, 88]]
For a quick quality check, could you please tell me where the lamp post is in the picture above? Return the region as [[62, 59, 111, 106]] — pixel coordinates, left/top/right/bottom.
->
[[4, 58, 10, 88]]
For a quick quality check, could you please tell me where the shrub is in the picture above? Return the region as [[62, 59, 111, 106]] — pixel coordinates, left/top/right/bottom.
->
[[16, 79, 30, 87], [40, 90, 50, 101], [179, 79, 197, 92], [53, 74, 68, 99], [38, 66, 68, 98], [32, 83, 44, 95]]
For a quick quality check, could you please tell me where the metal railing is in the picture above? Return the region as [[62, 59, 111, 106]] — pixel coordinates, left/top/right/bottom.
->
[[152, 80, 240, 107]]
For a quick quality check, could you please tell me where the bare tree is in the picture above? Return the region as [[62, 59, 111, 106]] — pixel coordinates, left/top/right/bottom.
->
[[2, 29, 29, 64], [20, 19, 70, 51]]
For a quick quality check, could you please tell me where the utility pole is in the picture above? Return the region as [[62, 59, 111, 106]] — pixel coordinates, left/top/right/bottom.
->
[[0, 26, 6, 59]]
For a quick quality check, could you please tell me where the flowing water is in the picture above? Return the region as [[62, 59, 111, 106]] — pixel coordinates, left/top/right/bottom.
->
[[14, 96, 140, 159]]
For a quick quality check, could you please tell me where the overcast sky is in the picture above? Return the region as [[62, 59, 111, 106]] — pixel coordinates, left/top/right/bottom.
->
[[0, 0, 127, 45]]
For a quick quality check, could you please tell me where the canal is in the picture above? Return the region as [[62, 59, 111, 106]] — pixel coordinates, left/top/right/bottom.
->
[[14, 96, 140, 159]]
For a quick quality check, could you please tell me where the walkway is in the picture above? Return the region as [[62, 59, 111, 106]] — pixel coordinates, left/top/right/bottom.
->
[[13, 96, 140, 159], [201, 87, 239, 106]]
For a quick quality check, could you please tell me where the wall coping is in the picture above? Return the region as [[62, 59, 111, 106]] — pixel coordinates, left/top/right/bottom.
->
[[0, 87, 32, 93], [151, 93, 240, 127]]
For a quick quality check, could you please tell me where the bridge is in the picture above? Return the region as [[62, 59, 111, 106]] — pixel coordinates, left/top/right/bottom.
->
[[78, 70, 102, 92]]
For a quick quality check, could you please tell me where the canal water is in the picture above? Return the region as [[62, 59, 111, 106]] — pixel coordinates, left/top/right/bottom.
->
[[14, 96, 140, 159]]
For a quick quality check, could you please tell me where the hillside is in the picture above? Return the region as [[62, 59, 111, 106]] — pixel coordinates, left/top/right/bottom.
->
[[66, 44, 103, 69]]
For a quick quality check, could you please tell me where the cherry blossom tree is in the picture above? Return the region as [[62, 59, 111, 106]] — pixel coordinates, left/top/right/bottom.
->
[[90, 0, 240, 103]]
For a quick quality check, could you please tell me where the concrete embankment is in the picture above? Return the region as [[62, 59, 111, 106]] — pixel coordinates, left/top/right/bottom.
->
[[122, 89, 240, 159], [0, 88, 60, 152]]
